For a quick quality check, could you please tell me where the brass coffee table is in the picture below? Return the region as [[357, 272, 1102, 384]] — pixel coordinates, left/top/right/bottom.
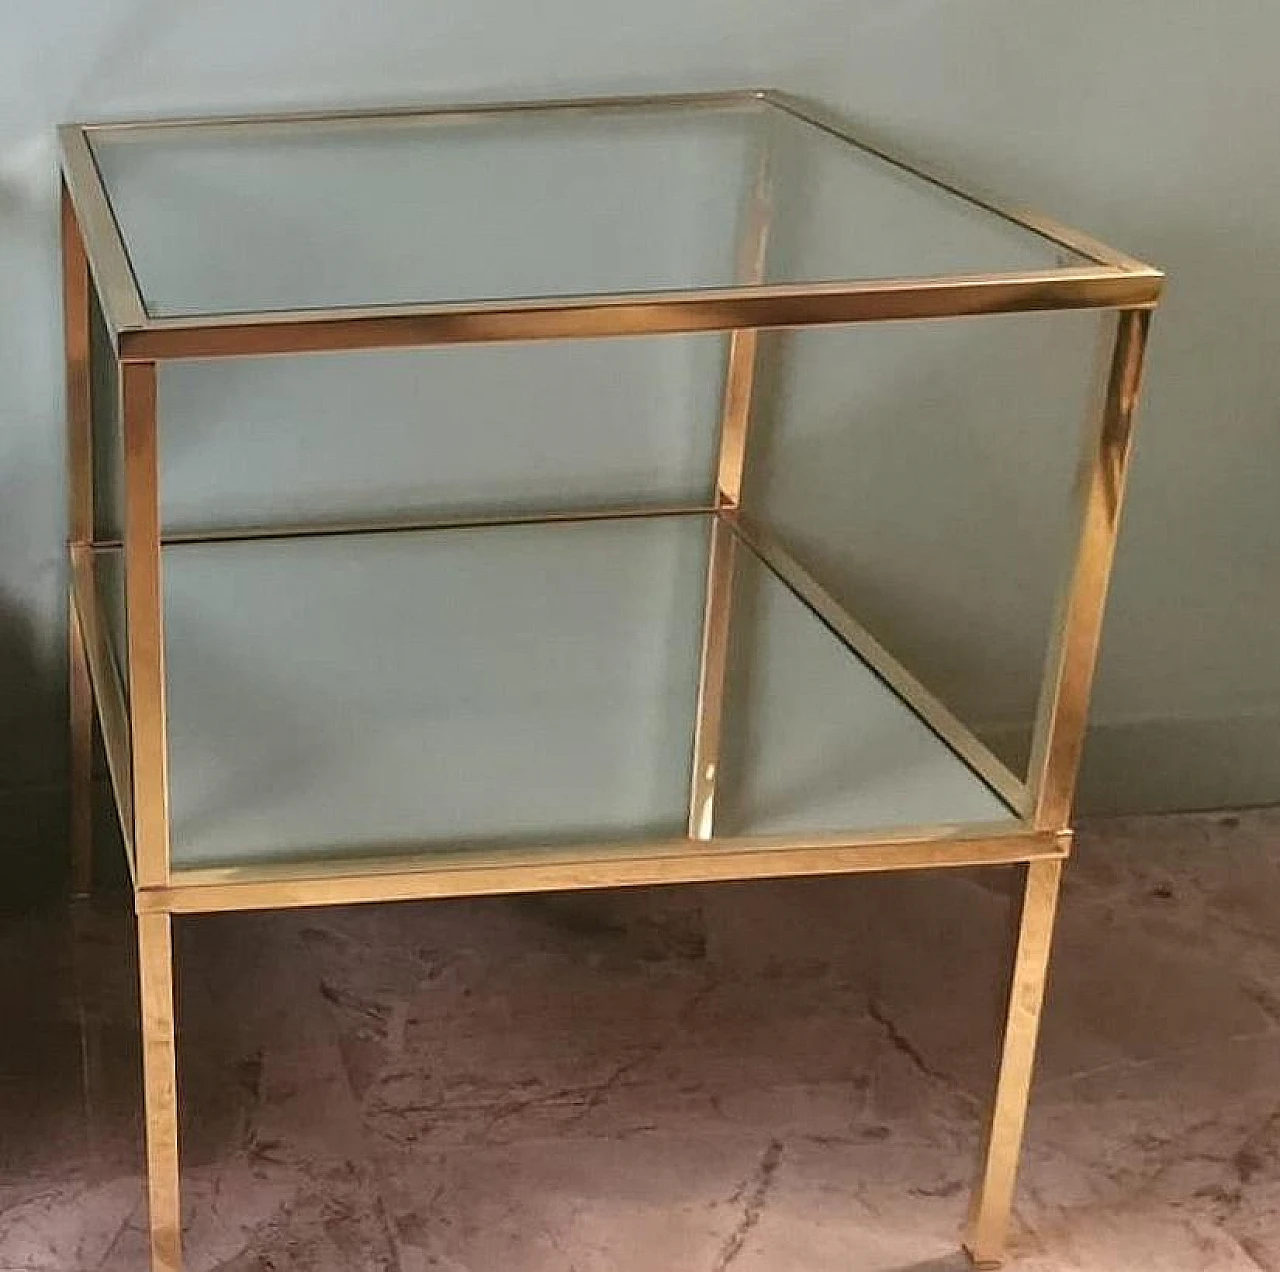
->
[[59, 89, 1161, 1271]]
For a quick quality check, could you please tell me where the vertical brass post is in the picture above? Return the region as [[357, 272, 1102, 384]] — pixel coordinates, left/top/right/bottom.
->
[[967, 309, 1152, 1265], [137, 910, 182, 1272], [64, 184, 95, 895], [121, 361, 170, 887], [689, 109, 776, 836]]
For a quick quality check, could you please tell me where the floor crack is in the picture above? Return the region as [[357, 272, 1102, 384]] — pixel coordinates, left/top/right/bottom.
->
[[867, 997, 972, 1106], [1237, 1233, 1280, 1272], [1233, 1105, 1280, 1184], [562, 977, 718, 1131], [93, 1191, 142, 1272], [711, 1139, 784, 1271], [1041, 1027, 1280, 1093]]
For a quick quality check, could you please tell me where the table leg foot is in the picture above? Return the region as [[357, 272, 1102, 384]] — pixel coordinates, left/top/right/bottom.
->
[[965, 857, 1064, 1266]]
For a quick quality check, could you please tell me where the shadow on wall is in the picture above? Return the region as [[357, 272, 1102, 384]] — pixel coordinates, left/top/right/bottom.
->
[[0, 585, 67, 911], [0, 134, 79, 910], [0, 580, 126, 913]]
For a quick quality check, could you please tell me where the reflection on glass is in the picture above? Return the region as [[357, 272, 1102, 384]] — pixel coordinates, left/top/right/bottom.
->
[[88, 100, 1085, 317], [96, 514, 1012, 870]]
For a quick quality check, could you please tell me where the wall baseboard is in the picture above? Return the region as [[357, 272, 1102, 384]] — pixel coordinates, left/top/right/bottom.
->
[[980, 713, 1280, 817], [0, 779, 125, 911], [0, 784, 68, 910], [1077, 713, 1280, 816]]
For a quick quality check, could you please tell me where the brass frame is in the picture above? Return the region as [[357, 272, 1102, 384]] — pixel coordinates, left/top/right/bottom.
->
[[59, 89, 1160, 1272]]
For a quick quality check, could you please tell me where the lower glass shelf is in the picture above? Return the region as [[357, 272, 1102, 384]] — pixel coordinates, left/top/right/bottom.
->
[[97, 512, 1016, 875]]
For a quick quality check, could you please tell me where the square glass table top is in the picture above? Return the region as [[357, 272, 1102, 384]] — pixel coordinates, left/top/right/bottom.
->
[[71, 91, 1129, 325], [100, 514, 1014, 873]]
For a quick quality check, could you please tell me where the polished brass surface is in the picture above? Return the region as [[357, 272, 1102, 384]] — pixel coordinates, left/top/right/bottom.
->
[[111, 269, 1158, 360], [965, 857, 1065, 1266], [690, 113, 775, 839], [1027, 310, 1152, 831], [715, 110, 775, 507], [81, 87, 765, 135], [137, 910, 181, 1272], [716, 330, 761, 503], [60, 90, 1161, 1272], [729, 514, 1028, 815], [90, 501, 716, 551], [961, 310, 1152, 1264], [138, 825, 1064, 917], [57, 126, 147, 337], [688, 518, 738, 838], [121, 362, 170, 887], [70, 547, 135, 877], [64, 183, 95, 896], [63, 182, 94, 546]]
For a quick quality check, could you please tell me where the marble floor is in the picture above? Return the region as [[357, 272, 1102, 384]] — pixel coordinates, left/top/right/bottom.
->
[[1, 809, 1279, 1271]]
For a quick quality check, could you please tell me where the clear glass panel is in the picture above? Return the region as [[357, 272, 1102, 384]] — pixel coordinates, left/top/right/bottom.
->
[[719, 539, 1011, 837], [159, 516, 710, 867], [157, 334, 724, 533], [98, 514, 1012, 871], [743, 313, 1099, 779], [87, 100, 1087, 318], [762, 107, 1080, 286]]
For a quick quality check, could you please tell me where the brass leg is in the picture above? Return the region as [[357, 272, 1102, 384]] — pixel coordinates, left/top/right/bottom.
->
[[69, 599, 95, 896], [64, 179, 95, 897], [137, 910, 182, 1272], [965, 858, 1064, 1267]]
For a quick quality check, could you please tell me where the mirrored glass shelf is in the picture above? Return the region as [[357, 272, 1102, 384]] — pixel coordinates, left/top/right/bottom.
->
[[93, 513, 1013, 875]]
